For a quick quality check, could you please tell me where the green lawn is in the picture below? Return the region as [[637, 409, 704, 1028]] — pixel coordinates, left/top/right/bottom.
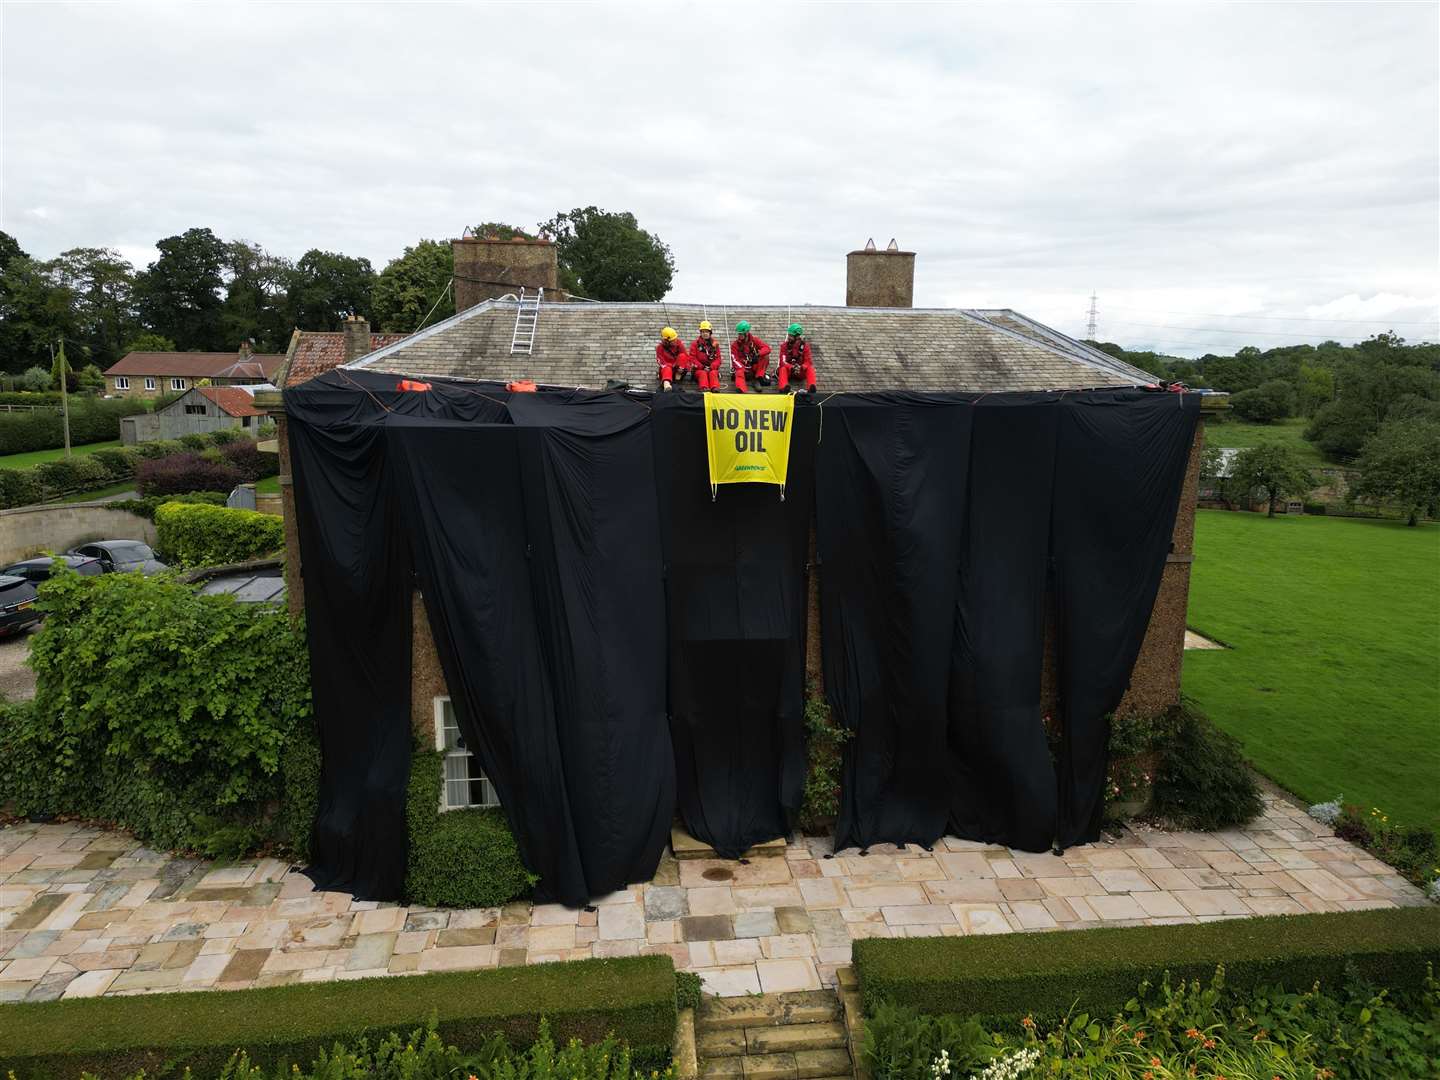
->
[[1204, 416, 1326, 468], [255, 474, 280, 495], [0, 439, 122, 470], [1184, 510, 1440, 833]]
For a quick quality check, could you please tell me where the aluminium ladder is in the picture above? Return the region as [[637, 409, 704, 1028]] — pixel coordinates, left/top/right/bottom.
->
[[510, 287, 543, 355]]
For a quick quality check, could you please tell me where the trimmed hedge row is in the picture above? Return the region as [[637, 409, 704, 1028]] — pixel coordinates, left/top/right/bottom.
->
[[0, 397, 148, 455], [405, 748, 537, 908], [854, 907, 1440, 1023], [154, 501, 285, 568], [0, 956, 680, 1079]]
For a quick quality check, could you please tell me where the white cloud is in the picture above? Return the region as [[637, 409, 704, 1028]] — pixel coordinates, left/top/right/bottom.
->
[[1, 1, 1436, 356]]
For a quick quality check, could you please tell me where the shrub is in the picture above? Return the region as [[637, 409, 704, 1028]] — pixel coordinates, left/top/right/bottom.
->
[[136, 450, 242, 497], [1332, 802, 1440, 891], [0, 397, 148, 454], [31, 455, 111, 496], [799, 688, 851, 833], [853, 908, 1440, 1025], [1149, 706, 1262, 831], [0, 568, 312, 856], [220, 437, 280, 482], [88, 446, 142, 482], [154, 501, 285, 568], [108, 490, 229, 522], [0, 390, 61, 406], [406, 749, 537, 908], [675, 971, 703, 1013], [208, 427, 245, 446], [133, 437, 185, 460], [0, 466, 42, 508], [178, 431, 210, 450], [19, 365, 52, 392], [0, 957, 680, 1080]]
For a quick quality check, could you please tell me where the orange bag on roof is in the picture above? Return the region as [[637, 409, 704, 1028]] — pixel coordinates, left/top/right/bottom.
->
[[507, 380, 537, 392], [396, 379, 432, 392]]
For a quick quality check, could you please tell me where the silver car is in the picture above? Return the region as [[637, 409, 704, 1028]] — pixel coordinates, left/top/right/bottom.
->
[[68, 540, 169, 575]]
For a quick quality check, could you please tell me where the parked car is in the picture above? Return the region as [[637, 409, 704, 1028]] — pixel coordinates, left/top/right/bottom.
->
[[0, 574, 40, 637], [68, 540, 168, 575], [1, 555, 104, 583]]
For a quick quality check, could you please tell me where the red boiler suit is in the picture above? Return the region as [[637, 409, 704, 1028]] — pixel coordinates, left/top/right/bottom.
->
[[690, 335, 723, 391], [729, 334, 772, 393], [778, 338, 817, 391], [656, 339, 690, 384]]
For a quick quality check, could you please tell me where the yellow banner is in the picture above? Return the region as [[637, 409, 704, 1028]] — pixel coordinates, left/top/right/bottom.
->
[[704, 392, 794, 497]]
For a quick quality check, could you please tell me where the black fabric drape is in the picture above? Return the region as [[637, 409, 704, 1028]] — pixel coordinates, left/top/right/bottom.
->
[[815, 395, 973, 853], [1052, 391, 1200, 847], [651, 394, 816, 857], [286, 389, 414, 900], [950, 398, 1060, 852]]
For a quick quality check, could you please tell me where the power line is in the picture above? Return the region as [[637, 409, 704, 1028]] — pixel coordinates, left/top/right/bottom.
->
[[1105, 304, 1440, 327]]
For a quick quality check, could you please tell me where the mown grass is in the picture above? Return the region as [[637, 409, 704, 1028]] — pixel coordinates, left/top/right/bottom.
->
[[1203, 416, 1326, 468], [0, 439, 122, 470], [1184, 509, 1440, 833]]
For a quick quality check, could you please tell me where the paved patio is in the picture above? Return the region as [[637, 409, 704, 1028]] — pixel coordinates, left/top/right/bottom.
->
[[1, 793, 1428, 1003]]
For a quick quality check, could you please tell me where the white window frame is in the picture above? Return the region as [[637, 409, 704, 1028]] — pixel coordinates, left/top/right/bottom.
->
[[434, 697, 500, 811], [113, 376, 129, 390], [144, 377, 156, 391], [170, 377, 187, 391]]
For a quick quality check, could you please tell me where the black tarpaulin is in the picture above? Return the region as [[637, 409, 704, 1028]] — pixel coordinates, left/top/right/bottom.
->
[[813, 395, 972, 853], [651, 394, 817, 857], [1052, 391, 1200, 847]]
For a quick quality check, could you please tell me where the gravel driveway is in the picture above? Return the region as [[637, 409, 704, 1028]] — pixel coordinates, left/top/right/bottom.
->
[[0, 625, 38, 701]]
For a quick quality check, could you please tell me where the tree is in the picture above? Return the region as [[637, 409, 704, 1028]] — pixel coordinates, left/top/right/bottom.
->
[[287, 249, 377, 331], [1296, 363, 1334, 417], [0, 230, 27, 267], [467, 222, 534, 241], [371, 240, 454, 333], [77, 363, 105, 391], [123, 332, 176, 353], [19, 366, 51, 391], [135, 228, 229, 350], [538, 206, 674, 301], [221, 240, 294, 352], [1230, 378, 1295, 423], [0, 255, 75, 373], [44, 247, 138, 369], [1352, 418, 1440, 526], [1231, 444, 1313, 517]]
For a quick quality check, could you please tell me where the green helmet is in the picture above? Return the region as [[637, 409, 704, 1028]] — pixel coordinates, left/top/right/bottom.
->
[[735, 320, 750, 334], [788, 323, 804, 336]]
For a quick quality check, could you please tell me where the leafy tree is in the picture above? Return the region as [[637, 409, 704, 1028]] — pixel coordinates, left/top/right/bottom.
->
[[1231, 444, 1313, 517], [371, 240, 454, 333], [221, 240, 294, 352], [135, 227, 229, 350], [123, 331, 176, 353], [287, 249, 377, 331], [538, 206, 674, 301], [467, 222, 534, 240], [1306, 400, 1377, 460], [19, 366, 51, 391], [1297, 363, 1334, 417], [0, 255, 75, 372], [44, 247, 138, 369], [77, 363, 105, 391], [0, 230, 27, 267], [1352, 418, 1440, 526]]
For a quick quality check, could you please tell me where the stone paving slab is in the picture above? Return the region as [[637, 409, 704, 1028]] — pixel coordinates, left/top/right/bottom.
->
[[0, 795, 1428, 1001]]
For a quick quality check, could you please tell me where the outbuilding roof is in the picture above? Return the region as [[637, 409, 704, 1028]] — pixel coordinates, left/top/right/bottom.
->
[[281, 330, 409, 388], [344, 301, 1156, 391], [196, 385, 265, 418]]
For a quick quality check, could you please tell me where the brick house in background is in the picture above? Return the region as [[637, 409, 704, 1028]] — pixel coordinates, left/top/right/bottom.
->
[[257, 237, 1224, 801], [103, 344, 284, 398], [275, 314, 407, 389]]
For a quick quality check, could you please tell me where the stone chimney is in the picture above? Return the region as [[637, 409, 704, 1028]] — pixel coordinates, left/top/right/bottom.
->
[[238, 340, 255, 361], [846, 238, 916, 308], [452, 235, 560, 312], [342, 314, 372, 363]]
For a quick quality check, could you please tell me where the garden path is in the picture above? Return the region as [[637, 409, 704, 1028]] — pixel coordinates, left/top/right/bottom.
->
[[1, 794, 1427, 1004]]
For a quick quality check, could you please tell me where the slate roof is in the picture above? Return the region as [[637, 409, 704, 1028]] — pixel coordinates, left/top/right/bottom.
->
[[196, 386, 265, 418], [105, 351, 284, 380], [344, 301, 1156, 391], [281, 330, 409, 388]]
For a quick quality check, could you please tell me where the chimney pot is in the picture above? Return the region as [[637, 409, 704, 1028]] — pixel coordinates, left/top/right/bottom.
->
[[864, 238, 876, 252], [887, 238, 899, 251]]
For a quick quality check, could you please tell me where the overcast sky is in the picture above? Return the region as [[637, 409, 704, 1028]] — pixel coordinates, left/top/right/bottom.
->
[[3, 2, 1437, 356]]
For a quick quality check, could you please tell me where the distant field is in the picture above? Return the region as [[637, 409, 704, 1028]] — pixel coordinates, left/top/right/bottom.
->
[[1204, 416, 1326, 467], [1184, 510, 1440, 834], [0, 440, 122, 470]]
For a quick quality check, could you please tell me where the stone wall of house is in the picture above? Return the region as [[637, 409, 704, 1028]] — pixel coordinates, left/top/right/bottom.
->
[[0, 501, 157, 566]]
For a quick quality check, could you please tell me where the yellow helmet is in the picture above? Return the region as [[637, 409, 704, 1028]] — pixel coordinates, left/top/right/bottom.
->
[[698, 320, 713, 331], [661, 327, 678, 340]]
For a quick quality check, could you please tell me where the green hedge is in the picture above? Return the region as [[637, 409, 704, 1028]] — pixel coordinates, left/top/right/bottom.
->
[[406, 749, 536, 907], [109, 489, 229, 521], [154, 501, 285, 568], [0, 956, 680, 1080], [854, 907, 1440, 1023], [0, 569, 312, 858], [0, 397, 148, 455]]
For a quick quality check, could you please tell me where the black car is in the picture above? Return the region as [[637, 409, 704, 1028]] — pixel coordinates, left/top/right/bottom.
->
[[0, 574, 40, 636], [1, 554, 104, 583], [68, 540, 168, 575]]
